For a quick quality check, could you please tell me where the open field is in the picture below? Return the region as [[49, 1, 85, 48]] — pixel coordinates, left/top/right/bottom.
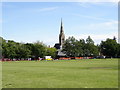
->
[[2, 59, 118, 88]]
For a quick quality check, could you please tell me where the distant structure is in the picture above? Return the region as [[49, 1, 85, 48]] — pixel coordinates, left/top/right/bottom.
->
[[59, 18, 65, 49], [54, 19, 66, 57]]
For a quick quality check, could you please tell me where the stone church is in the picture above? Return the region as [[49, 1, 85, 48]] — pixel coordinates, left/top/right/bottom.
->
[[54, 19, 66, 57]]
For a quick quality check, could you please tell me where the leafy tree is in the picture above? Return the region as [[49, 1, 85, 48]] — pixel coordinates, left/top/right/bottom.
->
[[25, 43, 34, 58], [84, 36, 99, 56], [79, 39, 85, 56], [117, 43, 120, 57], [2, 39, 8, 58], [74, 39, 85, 56], [63, 36, 77, 57], [46, 47, 57, 58], [100, 38, 118, 57], [63, 36, 85, 57], [3, 40, 17, 59], [32, 41, 46, 58], [15, 43, 31, 59], [63, 36, 99, 57], [86, 36, 94, 44], [0, 37, 3, 59]]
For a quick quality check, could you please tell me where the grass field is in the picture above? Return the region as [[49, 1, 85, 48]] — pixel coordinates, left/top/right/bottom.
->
[[2, 59, 118, 88]]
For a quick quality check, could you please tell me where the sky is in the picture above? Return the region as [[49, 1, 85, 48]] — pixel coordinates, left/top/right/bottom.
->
[[1, 2, 118, 46]]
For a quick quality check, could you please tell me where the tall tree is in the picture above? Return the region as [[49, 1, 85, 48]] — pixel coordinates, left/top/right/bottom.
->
[[0, 37, 3, 59], [117, 43, 120, 57], [15, 43, 31, 59], [85, 36, 99, 56], [100, 38, 118, 57], [63, 36, 77, 57], [4, 40, 17, 59], [86, 36, 94, 44], [46, 47, 57, 58], [63, 36, 85, 57], [32, 41, 46, 58]]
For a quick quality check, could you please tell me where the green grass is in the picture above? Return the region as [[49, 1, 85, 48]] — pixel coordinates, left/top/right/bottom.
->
[[2, 59, 118, 88]]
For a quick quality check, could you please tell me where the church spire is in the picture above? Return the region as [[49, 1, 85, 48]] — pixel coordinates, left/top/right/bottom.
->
[[59, 18, 65, 47], [60, 18, 64, 33], [61, 18, 63, 26]]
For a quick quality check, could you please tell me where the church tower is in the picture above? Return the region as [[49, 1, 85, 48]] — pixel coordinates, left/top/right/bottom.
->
[[54, 19, 66, 57], [59, 19, 65, 48]]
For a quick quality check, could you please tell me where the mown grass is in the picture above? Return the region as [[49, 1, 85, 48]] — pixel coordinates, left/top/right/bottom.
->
[[2, 59, 118, 88]]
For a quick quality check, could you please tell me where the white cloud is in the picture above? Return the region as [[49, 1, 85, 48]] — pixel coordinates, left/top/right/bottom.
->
[[36, 7, 58, 12], [0, 19, 2, 23], [77, 1, 118, 8], [2, 4, 15, 8], [44, 37, 58, 46], [90, 20, 118, 28], [77, 2, 90, 8], [73, 20, 118, 33], [2, 0, 119, 2], [66, 32, 118, 45], [88, 20, 118, 30], [76, 0, 119, 2], [65, 20, 118, 44], [73, 14, 116, 21]]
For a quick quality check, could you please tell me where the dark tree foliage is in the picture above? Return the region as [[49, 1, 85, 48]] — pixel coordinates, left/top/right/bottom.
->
[[32, 42, 46, 58], [100, 38, 119, 58], [63, 36, 99, 57], [118, 44, 120, 57], [63, 36, 80, 57], [85, 36, 99, 56], [1, 37, 57, 60], [1, 36, 120, 59], [0, 37, 3, 59], [46, 47, 57, 59]]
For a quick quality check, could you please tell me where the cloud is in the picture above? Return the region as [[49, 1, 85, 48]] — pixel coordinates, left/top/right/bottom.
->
[[2, 0, 119, 2], [2, 3, 15, 8], [65, 20, 118, 44], [75, 0, 119, 2], [89, 20, 118, 29], [88, 20, 118, 32], [44, 36, 58, 46], [77, 1, 118, 8], [35, 7, 58, 12], [71, 20, 117, 33], [0, 19, 2, 23], [73, 14, 115, 21], [66, 32, 118, 45], [77, 2, 90, 8]]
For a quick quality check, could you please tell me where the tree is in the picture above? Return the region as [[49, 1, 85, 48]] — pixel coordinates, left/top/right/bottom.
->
[[86, 36, 94, 44], [84, 36, 99, 57], [117, 43, 120, 57], [46, 47, 57, 58], [63, 36, 77, 57], [2, 39, 31, 59], [63, 36, 99, 57], [0, 37, 3, 59], [63, 36, 84, 57], [32, 41, 46, 58], [3, 40, 17, 59], [15, 43, 31, 59], [100, 38, 118, 57]]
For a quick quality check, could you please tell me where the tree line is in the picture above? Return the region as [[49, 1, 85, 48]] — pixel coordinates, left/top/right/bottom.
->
[[0, 36, 120, 60], [62, 36, 120, 58], [0, 37, 57, 60]]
